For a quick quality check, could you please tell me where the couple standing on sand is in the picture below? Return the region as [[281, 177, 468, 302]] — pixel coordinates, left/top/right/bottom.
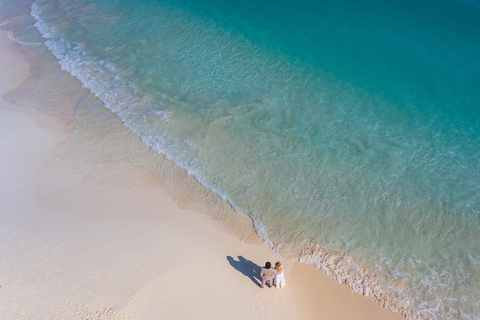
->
[[260, 261, 285, 288]]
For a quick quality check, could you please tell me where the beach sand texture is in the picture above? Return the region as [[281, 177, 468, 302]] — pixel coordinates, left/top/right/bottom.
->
[[0, 29, 403, 320]]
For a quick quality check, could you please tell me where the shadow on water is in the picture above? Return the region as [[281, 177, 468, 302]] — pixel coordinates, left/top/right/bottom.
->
[[226, 255, 262, 286]]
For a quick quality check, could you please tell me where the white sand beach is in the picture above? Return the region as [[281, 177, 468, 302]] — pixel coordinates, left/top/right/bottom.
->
[[0, 31, 403, 319]]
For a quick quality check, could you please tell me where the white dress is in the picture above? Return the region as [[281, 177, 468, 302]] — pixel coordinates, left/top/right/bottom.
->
[[275, 266, 286, 288]]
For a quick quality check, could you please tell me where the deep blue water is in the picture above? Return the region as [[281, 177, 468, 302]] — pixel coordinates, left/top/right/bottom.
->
[[5, 0, 480, 318]]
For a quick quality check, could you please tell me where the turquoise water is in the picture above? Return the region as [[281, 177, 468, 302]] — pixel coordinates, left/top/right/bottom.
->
[[4, 0, 480, 318]]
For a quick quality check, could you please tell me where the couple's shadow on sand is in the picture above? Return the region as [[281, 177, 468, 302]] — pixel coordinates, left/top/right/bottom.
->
[[227, 255, 262, 286]]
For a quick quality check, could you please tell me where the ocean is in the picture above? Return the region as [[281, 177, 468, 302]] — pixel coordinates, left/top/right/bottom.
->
[[1, 0, 480, 318]]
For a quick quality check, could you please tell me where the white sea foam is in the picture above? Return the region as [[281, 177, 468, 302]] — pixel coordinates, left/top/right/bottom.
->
[[31, 3, 55, 39], [3, 29, 42, 45], [253, 220, 275, 251], [153, 110, 171, 124]]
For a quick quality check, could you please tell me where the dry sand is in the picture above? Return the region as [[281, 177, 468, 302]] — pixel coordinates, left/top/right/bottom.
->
[[0, 31, 403, 319]]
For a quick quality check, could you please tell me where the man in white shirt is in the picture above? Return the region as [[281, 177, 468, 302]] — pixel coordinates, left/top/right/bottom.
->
[[260, 261, 276, 288]]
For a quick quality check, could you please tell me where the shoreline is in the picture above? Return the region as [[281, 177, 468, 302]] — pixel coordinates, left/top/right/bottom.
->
[[0, 28, 404, 320]]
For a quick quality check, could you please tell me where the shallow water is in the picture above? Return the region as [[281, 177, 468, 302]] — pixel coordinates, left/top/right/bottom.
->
[[2, 0, 480, 318]]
